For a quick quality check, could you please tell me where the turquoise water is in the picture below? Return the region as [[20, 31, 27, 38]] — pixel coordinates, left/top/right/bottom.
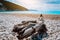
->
[[0, 11, 60, 15]]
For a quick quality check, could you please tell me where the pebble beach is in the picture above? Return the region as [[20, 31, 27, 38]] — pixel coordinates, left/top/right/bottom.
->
[[0, 14, 60, 40]]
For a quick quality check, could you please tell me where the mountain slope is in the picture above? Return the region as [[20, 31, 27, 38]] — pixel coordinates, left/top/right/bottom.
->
[[0, 0, 28, 11]]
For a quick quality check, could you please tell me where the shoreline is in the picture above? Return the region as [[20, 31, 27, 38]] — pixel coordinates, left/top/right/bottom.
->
[[12, 14, 60, 20], [0, 13, 60, 20]]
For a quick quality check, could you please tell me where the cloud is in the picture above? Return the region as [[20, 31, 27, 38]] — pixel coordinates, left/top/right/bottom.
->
[[6, 0, 60, 14]]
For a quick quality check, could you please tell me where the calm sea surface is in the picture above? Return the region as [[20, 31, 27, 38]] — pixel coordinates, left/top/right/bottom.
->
[[0, 11, 60, 15]]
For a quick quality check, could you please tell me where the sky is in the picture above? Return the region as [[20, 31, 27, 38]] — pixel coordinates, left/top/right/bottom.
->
[[6, 0, 60, 14]]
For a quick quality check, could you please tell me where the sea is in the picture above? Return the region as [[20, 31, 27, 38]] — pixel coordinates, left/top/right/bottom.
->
[[0, 11, 60, 15]]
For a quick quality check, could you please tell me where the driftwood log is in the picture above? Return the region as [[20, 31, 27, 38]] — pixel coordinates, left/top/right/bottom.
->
[[12, 21, 47, 40]]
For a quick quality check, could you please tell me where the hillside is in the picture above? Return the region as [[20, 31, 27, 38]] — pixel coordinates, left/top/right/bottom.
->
[[0, 0, 28, 11]]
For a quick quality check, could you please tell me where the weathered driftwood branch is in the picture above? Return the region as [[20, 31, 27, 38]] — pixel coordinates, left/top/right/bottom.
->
[[12, 16, 46, 40], [12, 22, 47, 40]]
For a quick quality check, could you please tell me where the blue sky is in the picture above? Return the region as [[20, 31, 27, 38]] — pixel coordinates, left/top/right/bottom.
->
[[6, 0, 60, 14]]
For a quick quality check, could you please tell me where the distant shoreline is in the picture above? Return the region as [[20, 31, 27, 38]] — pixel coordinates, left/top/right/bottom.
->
[[0, 13, 60, 20]]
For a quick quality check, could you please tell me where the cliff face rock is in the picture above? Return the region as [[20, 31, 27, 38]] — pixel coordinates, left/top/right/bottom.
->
[[0, 0, 28, 11]]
